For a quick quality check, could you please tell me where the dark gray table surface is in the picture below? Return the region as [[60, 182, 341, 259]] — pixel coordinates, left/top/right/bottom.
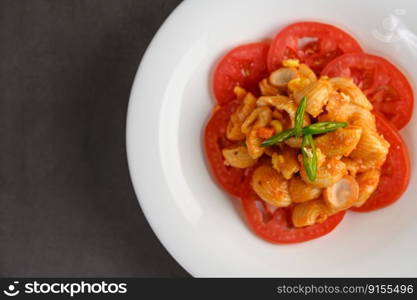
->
[[0, 0, 189, 277]]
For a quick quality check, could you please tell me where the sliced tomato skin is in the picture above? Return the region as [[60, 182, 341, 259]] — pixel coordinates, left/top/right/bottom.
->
[[240, 169, 345, 243], [322, 53, 414, 129], [351, 114, 410, 212], [204, 100, 248, 197], [213, 42, 269, 105], [267, 22, 362, 74]]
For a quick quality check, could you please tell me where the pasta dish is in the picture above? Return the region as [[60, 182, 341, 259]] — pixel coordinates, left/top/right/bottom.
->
[[204, 22, 411, 243]]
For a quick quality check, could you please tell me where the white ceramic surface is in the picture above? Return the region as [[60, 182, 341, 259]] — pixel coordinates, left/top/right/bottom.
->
[[126, 0, 417, 277]]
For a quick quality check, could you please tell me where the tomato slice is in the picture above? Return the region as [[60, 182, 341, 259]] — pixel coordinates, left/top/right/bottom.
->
[[351, 114, 410, 212], [240, 170, 346, 243], [322, 53, 414, 129], [213, 42, 269, 105], [267, 22, 362, 74], [204, 100, 249, 197]]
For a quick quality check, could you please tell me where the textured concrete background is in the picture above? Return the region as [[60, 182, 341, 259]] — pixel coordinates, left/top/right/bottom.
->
[[0, 0, 188, 277]]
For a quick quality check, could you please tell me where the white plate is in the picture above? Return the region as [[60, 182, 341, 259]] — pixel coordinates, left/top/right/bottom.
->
[[127, 0, 417, 277]]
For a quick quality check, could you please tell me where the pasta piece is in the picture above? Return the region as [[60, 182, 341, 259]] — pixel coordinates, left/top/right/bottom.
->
[[300, 156, 347, 188], [354, 169, 381, 207], [251, 164, 292, 207], [287, 77, 312, 94], [226, 92, 257, 140], [316, 148, 326, 168], [315, 126, 363, 157], [234, 86, 247, 100], [292, 199, 329, 227], [320, 91, 350, 122], [247, 128, 265, 159], [344, 157, 377, 174], [257, 96, 296, 128], [323, 175, 359, 212], [269, 67, 298, 88], [298, 63, 317, 82], [350, 129, 390, 169], [271, 110, 294, 131], [341, 157, 360, 177], [222, 145, 257, 168], [324, 91, 376, 131], [286, 64, 316, 94], [271, 146, 300, 180], [317, 113, 333, 123], [259, 78, 279, 96], [349, 110, 377, 132], [289, 176, 322, 203], [272, 109, 284, 120], [241, 106, 272, 134], [257, 95, 293, 107], [257, 96, 310, 127], [282, 59, 300, 68], [270, 120, 283, 133], [294, 78, 331, 117], [329, 77, 373, 110]]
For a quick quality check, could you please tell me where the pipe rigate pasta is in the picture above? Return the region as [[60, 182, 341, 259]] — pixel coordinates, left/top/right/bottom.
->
[[292, 199, 329, 227], [222, 146, 257, 168], [289, 176, 322, 203], [226, 91, 257, 141], [251, 164, 292, 207]]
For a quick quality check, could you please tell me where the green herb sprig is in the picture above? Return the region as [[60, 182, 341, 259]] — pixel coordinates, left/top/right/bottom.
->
[[294, 96, 307, 137], [260, 96, 348, 181], [301, 134, 317, 182]]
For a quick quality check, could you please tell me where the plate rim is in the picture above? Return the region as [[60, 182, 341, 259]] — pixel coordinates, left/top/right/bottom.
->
[[126, 0, 195, 276]]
